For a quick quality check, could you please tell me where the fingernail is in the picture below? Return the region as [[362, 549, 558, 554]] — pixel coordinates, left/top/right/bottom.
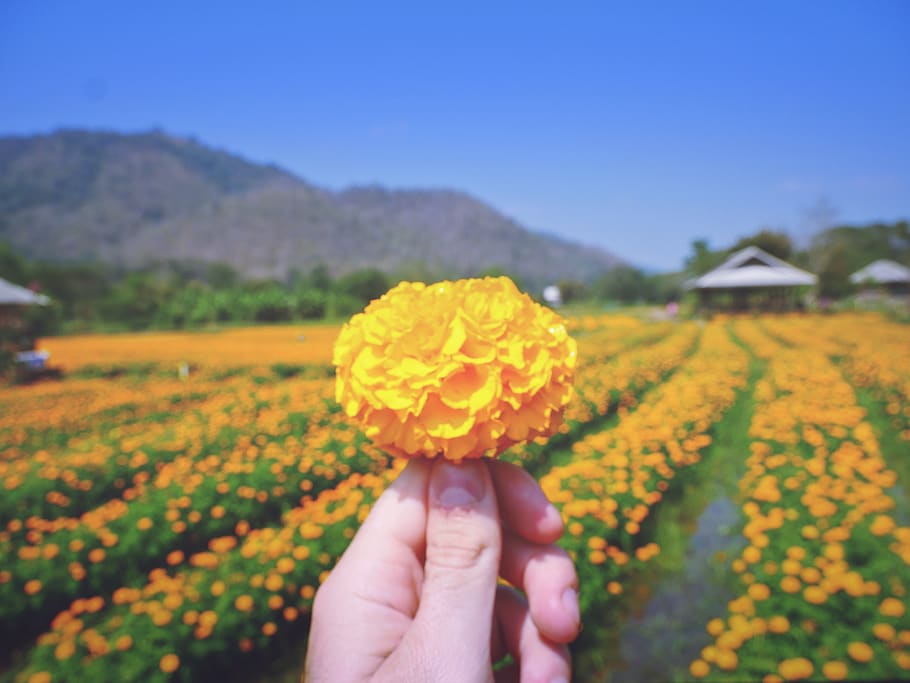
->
[[432, 461, 483, 508], [546, 502, 563, 525], [551, 678, 569, 683], [563, 587, 580, 626]]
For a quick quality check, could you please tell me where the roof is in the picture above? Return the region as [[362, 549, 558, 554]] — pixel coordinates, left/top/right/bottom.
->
[[686, 246, 817, 290], [0, 277, 50, 305], [849, 259, 910, 285]]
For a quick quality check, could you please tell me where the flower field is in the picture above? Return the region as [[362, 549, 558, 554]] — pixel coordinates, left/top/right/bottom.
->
[[2, 313, 909, 682]]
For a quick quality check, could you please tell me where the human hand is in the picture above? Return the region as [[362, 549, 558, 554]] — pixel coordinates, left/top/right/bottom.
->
[[304, 458, 580, 683]]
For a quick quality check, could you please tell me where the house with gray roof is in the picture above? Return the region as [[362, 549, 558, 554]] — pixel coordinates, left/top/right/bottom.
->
[[685, 246, 817, 311], [850, 259, 910, 297]]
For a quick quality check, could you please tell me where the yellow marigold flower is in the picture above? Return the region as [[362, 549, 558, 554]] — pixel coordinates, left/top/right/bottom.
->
[[768, 615, 790, 634], [778, 657, 813, 681], [822, 661, 848, 681], [873, 623, 895, 641], [880, 597, 905, 618], [54, 640, 75, 661], [847, 642, 873, 663], [690, 659, 710, 677], [706, 618, 726, 637], [234, 594, 254, 612], [715, 648, 738, 671], [869, 515, 895, 536], [159, 653, 180, 673], [333, 277, 577, 460]]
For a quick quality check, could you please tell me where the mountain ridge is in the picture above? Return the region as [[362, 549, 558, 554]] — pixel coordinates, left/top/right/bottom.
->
[[0, 129, 623, 289]]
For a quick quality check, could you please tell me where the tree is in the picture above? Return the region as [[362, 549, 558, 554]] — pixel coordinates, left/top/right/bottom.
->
[[0, 242, 28, 285], [555, 279, 589, 304], [730, 229, 794, 260], [684, 240, 726, 276], [594, 266, 651, 303], [808, 220, 910, 297], [335, 268, 391, 306], [306, 263, 332, 292]]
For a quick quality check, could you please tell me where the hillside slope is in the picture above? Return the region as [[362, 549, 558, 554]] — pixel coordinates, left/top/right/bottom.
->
[[0, 129, 622, 286]]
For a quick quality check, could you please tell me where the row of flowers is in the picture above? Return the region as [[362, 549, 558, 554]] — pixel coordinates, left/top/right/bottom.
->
[[507, 321, 699, 471], [0, 370, 346, 525], [690, 318, 910, 682], [765, 314, 910, 444], [34, 325, 341, 374], [0, 379, 391, 639], [539, 321, 751, 618], [0, 372, 332, 524], [12, 465, 402, 683]]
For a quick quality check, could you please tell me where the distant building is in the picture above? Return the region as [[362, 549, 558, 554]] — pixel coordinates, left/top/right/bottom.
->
[[542, 285, 562, 307], [0, 277, 49, 307], [0, 275, 50, 349], [850, 259, 910, 297], [685, 246, 817, 312]]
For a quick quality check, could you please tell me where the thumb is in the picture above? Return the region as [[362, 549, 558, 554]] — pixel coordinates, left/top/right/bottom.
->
[[410, 459, 501, 679]]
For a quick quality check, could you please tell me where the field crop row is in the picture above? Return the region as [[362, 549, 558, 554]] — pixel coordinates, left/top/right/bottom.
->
[[0, 377, 390, 638], [12, 466, 400, 683], [0, 374, 334, 524], [690, 319, 910, 681], [541, 321, 750, 618]]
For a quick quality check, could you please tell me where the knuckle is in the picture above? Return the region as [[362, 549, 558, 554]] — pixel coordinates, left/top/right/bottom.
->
[[426, 518, 499, 572]]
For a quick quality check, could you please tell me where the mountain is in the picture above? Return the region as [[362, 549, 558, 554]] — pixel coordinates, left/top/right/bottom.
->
[[0, 129, 622, 288]]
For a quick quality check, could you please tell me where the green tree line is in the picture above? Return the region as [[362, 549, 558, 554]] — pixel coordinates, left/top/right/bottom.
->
[[1, 219, 906, 336], [0, 245, 401, 334], [682, 221, 910, 299]]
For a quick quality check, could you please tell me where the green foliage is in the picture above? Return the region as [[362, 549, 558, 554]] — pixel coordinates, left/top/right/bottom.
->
[[294, 288, 327, 320], [3, 219, 908, 334], [729, 229, 793, 260], [335, 267, 390, 306], [685, 239, 728, 276], [556, 279, 590, 304], [594, 265, 652, 303], [809, 220, 910, 299], [0, 241, 28, 284]]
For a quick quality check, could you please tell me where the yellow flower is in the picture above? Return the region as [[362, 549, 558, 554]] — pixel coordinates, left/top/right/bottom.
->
[[778, 657, 813, 681], [159, 653, 180, 673], [847, 642, 873, 663], [333, 277, 577, 460], [690, 659, 710, 678], [822, 661, 848, 681], [880, 597, 905, 618]]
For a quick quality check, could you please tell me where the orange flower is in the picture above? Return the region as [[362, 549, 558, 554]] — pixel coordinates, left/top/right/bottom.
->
[[880, 597, 905, 618], [160, 653, 180, 673], [333, 277, 577, 460], [821, 661, 848, 681], [778, 657, 813, 681], [234, 594, 254, 612], [873, 623, 896, 641], [847, 642, 873, 663], [690, 659, 710, 678]]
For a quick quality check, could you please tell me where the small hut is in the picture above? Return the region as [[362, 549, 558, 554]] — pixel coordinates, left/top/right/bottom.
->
[[0, 276, 49, 325], [686, 246, 817, 312], [849, 260, 910, 297], [1, 276, 51, 371]]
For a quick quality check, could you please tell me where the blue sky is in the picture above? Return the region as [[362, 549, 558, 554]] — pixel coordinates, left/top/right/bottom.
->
[[2, 1, 908, 271]]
